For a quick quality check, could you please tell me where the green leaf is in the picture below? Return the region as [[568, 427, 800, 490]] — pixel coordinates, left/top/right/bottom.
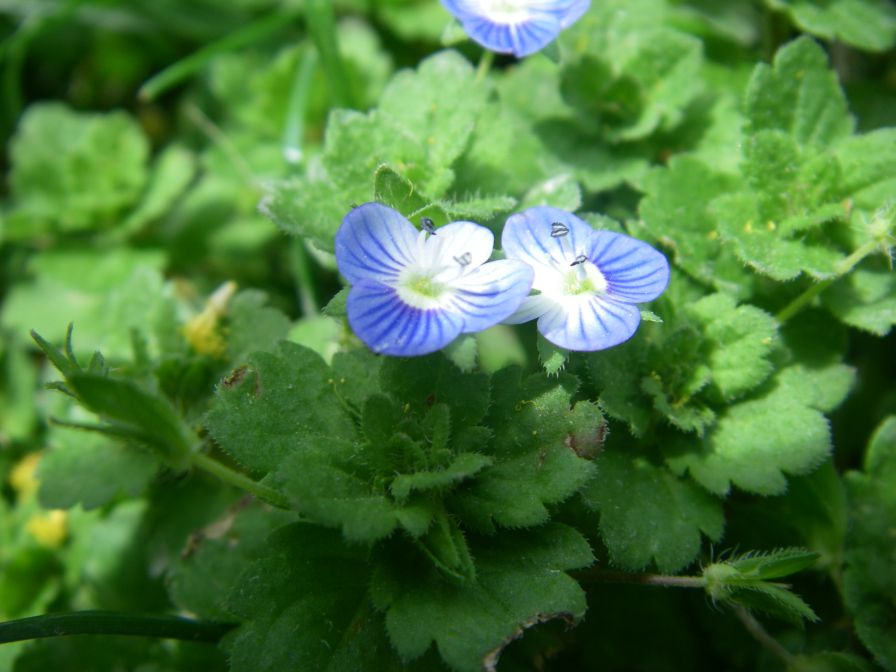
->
[[703, 552, 821, 623], [372, 524, 593, 672], [726, 580, 819, 624], [824, 265, 896, 336], [667, 365, 838, 495], [169, 505, 294, 621], [452, 104, 550, 196], [742, 130, 843, 223], [225, 524, 402, 672], [843, 416, 896, 670], [6, 103, 149, 234], [712, 191, 844, 281], [206, 342, 354, 476], [377, 50, 488, 196], [744, 36, 854, 146], [391, 453, 493, 501], [380, 354, 490, 428], [775, 363, 855, 414], [836, 128, 896, 209], [639, 156, 746, 292], [3, 250, 170, 361], [120, 144, 196, 234], [262, 50, 488, 250], [225, 290, 292, 363], [438, 194, 517, 222], [442, 334, 478, 373], [0, 333, 38, 441], [330, 348, 384, 411], [373, 164, 434, 219], [537, 333, 568, 376], [582, 452, 724, 573], [685, 293, 777, 400], [562, 11, 704, 141], [322, 287, 349, 318], [587, 337, 652, 437], [38, 426, 157, 510], [65, 372, 194, 468], [520, 174, 582, 211], [766, 0, 896, 52], [453, 369, 599, 531], [727, 547, 820, 579], [272, 435, 434, 542]]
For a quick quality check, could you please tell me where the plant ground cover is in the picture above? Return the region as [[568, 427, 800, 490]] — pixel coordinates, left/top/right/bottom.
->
[[1, 1, 895, 671]]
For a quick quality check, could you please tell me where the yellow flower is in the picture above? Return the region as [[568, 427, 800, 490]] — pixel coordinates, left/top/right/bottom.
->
[[26, 510, 69, 548], [183, 281, 237, 356], [9, 452, 42, 500]]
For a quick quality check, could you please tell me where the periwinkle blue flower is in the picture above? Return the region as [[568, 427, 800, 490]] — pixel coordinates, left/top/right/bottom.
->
[[441, 0, 590, 57], [335, 203, 534, 356], [502, 206, 670, 351]]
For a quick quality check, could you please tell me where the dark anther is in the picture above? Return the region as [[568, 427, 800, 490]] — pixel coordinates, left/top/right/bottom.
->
[[421, 217, 436, 235], [454, 252, 472, 267], [570, 254, 588, 266], [551, 222, 569, 238]]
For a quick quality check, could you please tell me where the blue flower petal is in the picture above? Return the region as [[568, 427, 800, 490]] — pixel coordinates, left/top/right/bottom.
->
[[587, 231, 670, 303], [503, 293, 555, 324], [463, 14, 561, 57], [501, 206, 595, 289], [441, 0, 588, 57], [335, 203, 419, 285], [450, 259, 534, 333], [558, 0, 590, 27], [537, 295, 641, 351], [347, 279, 464, 357]]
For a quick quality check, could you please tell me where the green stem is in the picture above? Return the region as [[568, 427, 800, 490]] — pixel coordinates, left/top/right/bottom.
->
[[733, 605, 795, 665], [138, 12, 295, 101], [775, 238, 881, 323], [0, 611, 234, 645], [475, 49, 494, 83], [191, 451, 291, 510], [574, 569, 706, 589], [282, 48, 318, 167], [305, 0, 353, 108], [290, 238, 319, 315]]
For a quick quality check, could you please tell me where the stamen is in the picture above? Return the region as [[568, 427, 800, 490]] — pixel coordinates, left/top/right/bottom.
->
[[454, 252, 472, 267], [421, 217, 436, 235], [551, 222, 569, 238], [570, 254, 587, 266]]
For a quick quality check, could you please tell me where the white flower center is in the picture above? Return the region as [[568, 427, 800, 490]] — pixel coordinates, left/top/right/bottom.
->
[[540, 260, 608, 302], [394, 240, 471, 310], [474, 0, 532, 23]]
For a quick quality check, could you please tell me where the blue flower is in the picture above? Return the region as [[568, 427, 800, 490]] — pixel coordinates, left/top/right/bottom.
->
[[441, 0, 590, 57], [502, 206, 670, 351], [335, 203, 534, 356]]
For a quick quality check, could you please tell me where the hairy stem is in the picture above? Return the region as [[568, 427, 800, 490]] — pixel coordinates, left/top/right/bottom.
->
[[733, 605, 795, 665], [574, 569, 706, 589], [290, 238, 319, 315], [775, 238, 882, 323], [475, 49, 495, 82], [191, 451, 291, 510], [0, 611, 235, 645]]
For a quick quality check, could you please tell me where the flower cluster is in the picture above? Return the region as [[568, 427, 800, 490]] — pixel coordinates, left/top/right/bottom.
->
[[440, 0, 590, 57], [335, 204, 669, 356]]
